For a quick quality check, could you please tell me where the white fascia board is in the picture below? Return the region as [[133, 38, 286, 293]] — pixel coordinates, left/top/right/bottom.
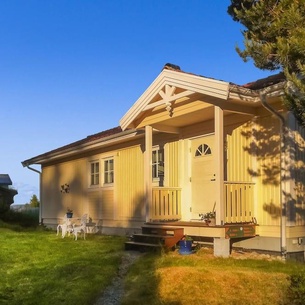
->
[[23, 130, 141, 166], [120, 69, 230, 130]]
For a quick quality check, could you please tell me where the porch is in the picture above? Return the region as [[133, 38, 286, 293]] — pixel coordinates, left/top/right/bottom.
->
[[125, 221, 257, 256], [151, 182, 256, 225], [148, 182, 257, 256]]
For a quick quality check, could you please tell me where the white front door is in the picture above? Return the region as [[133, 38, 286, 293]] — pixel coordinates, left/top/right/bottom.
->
[[191, 135, 216, 219]]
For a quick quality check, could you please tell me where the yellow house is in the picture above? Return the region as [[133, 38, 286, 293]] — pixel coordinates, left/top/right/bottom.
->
[[22, 64, 305, 260]]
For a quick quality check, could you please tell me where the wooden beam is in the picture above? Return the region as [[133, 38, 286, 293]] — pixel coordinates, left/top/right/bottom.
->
[[215, 106, 225, 225], [143, 90, 196, 111], [144, 126, 153, 222], [153, 124, 181, 134]]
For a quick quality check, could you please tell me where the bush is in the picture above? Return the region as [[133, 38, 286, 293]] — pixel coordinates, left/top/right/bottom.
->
[[0, 208, 39, 227], [287, 272, 305, 305]]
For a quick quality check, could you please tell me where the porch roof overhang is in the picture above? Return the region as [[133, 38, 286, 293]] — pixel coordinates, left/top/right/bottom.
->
[[120, 66, 274, 133], [119, 66, 280, 132]]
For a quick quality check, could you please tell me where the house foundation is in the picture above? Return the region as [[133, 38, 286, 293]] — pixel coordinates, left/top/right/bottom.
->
[[213, 237, 231, 257]]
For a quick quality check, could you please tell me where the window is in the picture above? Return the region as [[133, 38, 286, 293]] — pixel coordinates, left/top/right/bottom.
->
[[152, 148, 164, 180], [90, 161, 100, 186], [195, 144, 212, 157], [104, 158, 114, 184]]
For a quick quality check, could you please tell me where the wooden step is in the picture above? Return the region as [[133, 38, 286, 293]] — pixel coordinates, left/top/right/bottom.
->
[[142, 225, 184, 236], [125, 241, 162, 252], [125, 225, 185, 253], [132, 233, 165, 244]]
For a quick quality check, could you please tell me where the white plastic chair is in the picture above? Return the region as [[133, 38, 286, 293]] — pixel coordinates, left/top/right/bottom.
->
[[71, 214, 88, 240], [56, 214, 73, 238], [80, 214, 88, 226]]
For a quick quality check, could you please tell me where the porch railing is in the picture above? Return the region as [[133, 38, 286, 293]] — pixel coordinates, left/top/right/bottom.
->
[[151, 182, 255, 223], [224, 182, 255, 223], [152, 187, 181, 221]]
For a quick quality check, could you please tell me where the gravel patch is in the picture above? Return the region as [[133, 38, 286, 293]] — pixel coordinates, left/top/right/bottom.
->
[[94, 251, 143, 305]]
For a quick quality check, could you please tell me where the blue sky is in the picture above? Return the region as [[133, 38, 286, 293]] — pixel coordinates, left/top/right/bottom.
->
[[1, 0, 273, 204]]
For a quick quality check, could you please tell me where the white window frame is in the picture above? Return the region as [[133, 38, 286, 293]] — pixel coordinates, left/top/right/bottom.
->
[[195, 143, 212, 157], [152, 146, 164, 182], [89, 160, 100, 187], [103, 157, 114, 186]]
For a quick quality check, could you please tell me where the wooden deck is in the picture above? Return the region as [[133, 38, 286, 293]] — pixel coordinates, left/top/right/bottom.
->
[[145, 221, 257, 240]]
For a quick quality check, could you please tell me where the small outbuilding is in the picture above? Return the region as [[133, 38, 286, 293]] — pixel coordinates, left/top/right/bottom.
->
[[0, 174, 18, 212]]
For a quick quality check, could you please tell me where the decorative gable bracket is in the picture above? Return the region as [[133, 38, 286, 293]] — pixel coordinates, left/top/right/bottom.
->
[[143, 84, 195, 117]]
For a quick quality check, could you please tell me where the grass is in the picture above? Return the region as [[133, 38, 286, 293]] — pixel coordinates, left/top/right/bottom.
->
[[2, 219, 305, 305], [123, 248, 305, 305], [0, 225, 125, 305]]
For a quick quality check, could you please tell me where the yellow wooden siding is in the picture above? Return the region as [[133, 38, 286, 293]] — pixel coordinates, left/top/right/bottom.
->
[[42, 158, 87, 219], [166, 141, 179, 187], [255, 116, 281, 226], [116, 146, 144, 220], [226, 117, 281, 227], [291, 116, 305, 226], [87, 190, 101, 219], [41, 166, 62, 219], [87, 189, 114, 220], [226, 121, 253, 182], [101, 190, 114, 219]]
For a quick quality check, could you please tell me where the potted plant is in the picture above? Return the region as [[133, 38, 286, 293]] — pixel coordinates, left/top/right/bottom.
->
[[66, 208, 73, 218], [200, 211, 216, 225], [179, 235, 193, 255]]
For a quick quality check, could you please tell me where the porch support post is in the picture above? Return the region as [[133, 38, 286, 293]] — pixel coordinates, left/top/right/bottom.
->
[[144, 125, 153, 222], [214, 106, 225, 225]]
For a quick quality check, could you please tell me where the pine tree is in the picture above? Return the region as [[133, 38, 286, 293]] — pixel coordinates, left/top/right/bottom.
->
[[29, 194, 40, 208], [228, 0, 305, 125]]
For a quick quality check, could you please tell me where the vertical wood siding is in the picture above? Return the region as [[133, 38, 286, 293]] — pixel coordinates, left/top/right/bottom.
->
[[101, 190, 114, 219], [290, 116, 305, 226], [116, 146, 144, 220], [255, 116, 281, 226], [87, 191, 101, 219], [87, 189, 114, 220], [42, 158, 87, 219], [226, 117, 281, 226], [226, 121, 253, 182], [166, 141, 179, 187]]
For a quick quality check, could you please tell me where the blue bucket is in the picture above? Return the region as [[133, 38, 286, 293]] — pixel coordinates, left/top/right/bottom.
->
[[179, 240, 192, 255]]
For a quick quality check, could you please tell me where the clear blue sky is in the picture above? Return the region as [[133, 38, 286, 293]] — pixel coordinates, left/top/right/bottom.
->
[[1, 0, 273, 204]]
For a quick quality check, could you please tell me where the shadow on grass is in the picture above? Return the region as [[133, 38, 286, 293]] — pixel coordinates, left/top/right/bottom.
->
[[122, 252, 182, 305]]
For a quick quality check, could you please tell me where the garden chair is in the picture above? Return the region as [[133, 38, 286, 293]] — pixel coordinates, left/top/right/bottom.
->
[[80, 214, 88, 226], [72, 213, 88, 240], [56, 214, 73, 238]]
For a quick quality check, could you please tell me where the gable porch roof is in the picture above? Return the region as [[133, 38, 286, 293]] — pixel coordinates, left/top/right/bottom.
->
[[120, 64, 286, 133]]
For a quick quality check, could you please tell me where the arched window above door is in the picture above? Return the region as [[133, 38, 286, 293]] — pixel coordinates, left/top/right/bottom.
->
[[195, 144, 212, 157]]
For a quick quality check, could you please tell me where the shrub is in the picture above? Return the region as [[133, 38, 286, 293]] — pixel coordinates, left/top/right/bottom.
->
[[287, 271, 305, 305], [0, 208, 39, 227]]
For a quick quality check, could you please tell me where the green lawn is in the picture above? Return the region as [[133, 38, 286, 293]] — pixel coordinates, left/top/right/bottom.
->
[[0, 227, 125, 305], [2, 224, 305, 305]]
